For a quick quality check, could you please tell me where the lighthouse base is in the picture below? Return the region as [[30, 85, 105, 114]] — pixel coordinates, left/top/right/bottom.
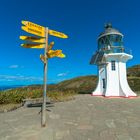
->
[[91, 94, 137, 98], [92, 53, 137, 98]]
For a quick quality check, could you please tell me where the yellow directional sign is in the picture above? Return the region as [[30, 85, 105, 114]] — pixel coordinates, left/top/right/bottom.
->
[[21, 26, 45, 37], [49, 29, 68, 39], [20, 20, 68, 127], [47, 50, 66, 58], [57, 53, 66, 58], [20, 36, 45, 43], [47, 50, 61, 58], [48, 42, 54, 50], [40, 54, 46, 63], [22, 20, 45, 31], [21, 43, 44, 49]]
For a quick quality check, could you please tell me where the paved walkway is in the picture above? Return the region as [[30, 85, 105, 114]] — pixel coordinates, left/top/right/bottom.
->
[[0, 94, 140, 140]]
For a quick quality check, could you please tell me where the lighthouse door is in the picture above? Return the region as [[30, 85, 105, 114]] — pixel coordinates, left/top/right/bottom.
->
[[102, 78, 106, 95], [99, 65, 106, 95], [102, 78, 106, 89]]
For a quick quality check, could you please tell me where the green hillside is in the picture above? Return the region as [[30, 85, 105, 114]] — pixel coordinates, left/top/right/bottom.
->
[[51, 75, 97, 93], [14, 65, 140, 93], [127, 65, 140, 91], [0, 64, 140, 106], [47, 65, 140, 93], [127, 65, 140, 77]]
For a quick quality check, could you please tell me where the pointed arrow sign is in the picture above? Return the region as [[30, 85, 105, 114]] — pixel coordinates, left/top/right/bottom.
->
[[21, 43, 44, 49], [20, 36, 45, 43], [47, 50, 66, 58], [57, 53, 66, 58], [21, 20, 45, 37], [40, 54, 46, 63], [21, 26, 45, 37], [49, 29, 68, 39], [48, 41, 54, 50]]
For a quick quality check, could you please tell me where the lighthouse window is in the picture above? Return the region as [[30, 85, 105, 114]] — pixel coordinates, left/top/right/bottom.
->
[[111, 61, 116, 71], [109, 35, 123, 47]]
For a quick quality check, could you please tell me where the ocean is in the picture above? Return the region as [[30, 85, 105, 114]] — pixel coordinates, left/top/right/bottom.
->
[[0, 85, 23, 91]]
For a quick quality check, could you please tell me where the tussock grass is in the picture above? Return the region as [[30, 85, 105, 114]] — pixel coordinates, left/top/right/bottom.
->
[[0, 72, 140, 106], [0, 86, 77, 104], [0, 103, 22, 113]]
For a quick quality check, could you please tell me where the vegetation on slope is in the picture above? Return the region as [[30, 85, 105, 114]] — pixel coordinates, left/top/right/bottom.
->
[[127, 65, 140, 77], [52, 75, 97, 93], [0, 86, 76, 104], [0, 64, 140, 106], [127, 65, 140, 91]]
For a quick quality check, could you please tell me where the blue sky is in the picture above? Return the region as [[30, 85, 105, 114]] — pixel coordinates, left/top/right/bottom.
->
[[0, 0, 140, 86]]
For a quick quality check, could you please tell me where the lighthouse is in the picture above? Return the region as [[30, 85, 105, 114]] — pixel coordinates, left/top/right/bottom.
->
[[90, 24, 137, 97]]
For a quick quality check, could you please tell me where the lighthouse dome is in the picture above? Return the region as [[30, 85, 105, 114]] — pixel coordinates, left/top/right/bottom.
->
[[97, 23, 124, 53], [98, 23, 123, 39]]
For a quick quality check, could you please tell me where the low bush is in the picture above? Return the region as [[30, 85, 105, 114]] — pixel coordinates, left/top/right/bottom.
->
[[0, 86, 77, 104]]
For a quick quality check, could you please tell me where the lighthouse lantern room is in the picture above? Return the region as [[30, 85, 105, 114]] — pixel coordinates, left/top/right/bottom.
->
[[90, 24, 137, 97]]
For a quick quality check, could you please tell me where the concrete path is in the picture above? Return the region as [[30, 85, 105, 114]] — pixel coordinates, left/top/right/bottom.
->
[[0, 94, 140, 140]]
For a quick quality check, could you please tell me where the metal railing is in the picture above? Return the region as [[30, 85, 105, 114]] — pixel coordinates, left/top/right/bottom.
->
[[101, 46, 132, 55]]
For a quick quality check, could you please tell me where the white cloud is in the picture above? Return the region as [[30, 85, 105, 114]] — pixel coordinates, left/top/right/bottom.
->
[[0, 75, 43, 82], [57, 72, 69, 77], [8, 65, 25, 69], [9, 65, 19, 69]]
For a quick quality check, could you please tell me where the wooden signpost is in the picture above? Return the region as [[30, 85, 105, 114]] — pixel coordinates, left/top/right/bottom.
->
[[20, 20, 68, 127]]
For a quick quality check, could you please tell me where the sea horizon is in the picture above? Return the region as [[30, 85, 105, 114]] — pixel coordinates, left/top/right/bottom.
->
[[0, 83, 56, 91], [0, 85, 26, 91]]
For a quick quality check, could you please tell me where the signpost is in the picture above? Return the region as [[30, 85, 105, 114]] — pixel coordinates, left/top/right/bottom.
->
[[20, 20, 68, 127], [42, 27, 48, 127]]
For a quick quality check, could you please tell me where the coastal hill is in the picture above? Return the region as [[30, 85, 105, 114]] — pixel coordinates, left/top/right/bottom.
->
[[0, 64, 140, 107], [1, 64, 140, 93], [9, 64, 139, 94], [127, 65, 140, 91], [48, 64, 140, 93], [127, 64, 140, 77], [49, 75, 97, 94]]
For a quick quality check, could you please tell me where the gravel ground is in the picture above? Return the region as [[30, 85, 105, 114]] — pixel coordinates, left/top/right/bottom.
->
[[0, 94, 140, 140]]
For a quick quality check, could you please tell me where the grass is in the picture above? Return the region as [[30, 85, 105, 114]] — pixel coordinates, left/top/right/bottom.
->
[[0, 103, 22, 113], [0, 86, 77, 112], [0, 70, 140, 112], [48, 90, 76, 102], [0, 86, 77, 104]]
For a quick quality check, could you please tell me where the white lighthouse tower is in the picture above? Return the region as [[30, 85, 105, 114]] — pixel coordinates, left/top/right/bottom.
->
[[90, 24, 137, 97]]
